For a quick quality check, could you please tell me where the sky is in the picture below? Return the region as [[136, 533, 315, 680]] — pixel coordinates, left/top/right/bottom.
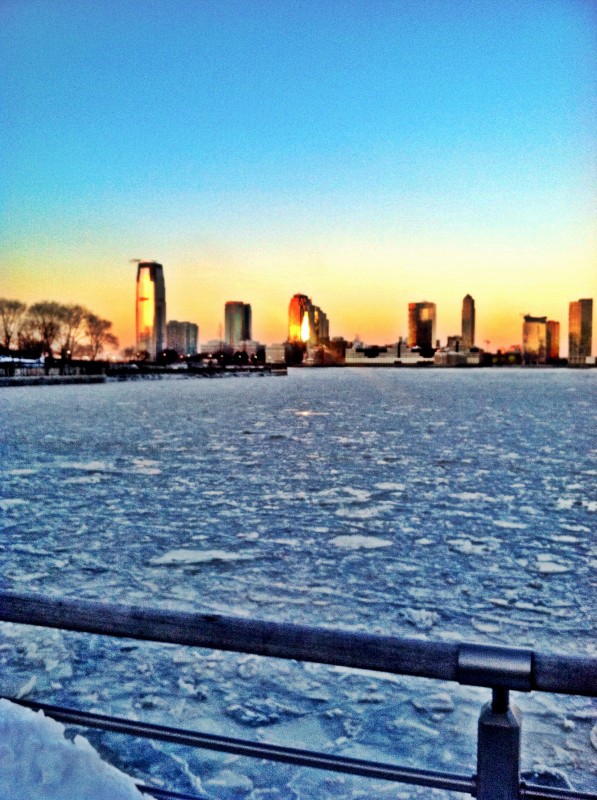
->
[[1, 0, 595, 353]]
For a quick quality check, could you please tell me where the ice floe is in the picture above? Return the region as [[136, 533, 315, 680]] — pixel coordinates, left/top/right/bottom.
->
[[329, 535, 392, 550], [447, 538, 490, 555], [535, 554, 571, 574], [493, 520, 527, 529], [150, 549, 253, 565], [0, 499, 27, 511]]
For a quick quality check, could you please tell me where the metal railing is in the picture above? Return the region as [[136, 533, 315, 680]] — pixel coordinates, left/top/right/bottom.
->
[[1, 592, 596, 800]]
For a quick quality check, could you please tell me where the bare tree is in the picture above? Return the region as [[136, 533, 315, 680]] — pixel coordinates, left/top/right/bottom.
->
[[17, 318, 42, 356], [55, 304, 88, 359], [84, 313, 119, 360], [0, 298, 27, 350], [26, 302, 65, 357]]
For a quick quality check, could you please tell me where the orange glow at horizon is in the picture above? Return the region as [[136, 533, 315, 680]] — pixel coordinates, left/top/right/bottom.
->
[[3, 234, 595, 358]]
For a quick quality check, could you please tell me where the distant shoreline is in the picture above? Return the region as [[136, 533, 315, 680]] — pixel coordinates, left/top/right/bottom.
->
[[1, 362, 594, 387]]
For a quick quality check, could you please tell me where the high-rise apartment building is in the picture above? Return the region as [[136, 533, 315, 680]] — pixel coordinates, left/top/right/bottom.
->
[[288, 294, 329, 345], [461, 294, 475, 349], [225, 301, 252, 346], [136, 261, 166, 360], [167, 321, 199, 356], [288, 294, 312, 343], [546, 320, 560, 361], [569, 299, 593, 360], [312, 305, 329, 341], [522, 315, 547, 364], [408, 302, 436, 350]]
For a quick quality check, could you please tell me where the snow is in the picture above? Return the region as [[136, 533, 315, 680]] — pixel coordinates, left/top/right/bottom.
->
[[0, 699, 151, 800]]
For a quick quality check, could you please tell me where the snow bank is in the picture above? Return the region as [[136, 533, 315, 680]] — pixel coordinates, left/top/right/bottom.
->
[[0, 699, 152, 800]]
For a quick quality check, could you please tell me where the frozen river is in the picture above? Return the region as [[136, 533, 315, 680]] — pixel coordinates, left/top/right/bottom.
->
[[1, 369, 596, 797]]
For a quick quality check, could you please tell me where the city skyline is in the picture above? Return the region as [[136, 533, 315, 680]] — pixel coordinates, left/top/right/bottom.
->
[[1, 2, 595, 354]]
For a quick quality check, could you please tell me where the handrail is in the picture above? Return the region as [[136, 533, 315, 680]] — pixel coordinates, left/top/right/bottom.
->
[[1, 591, 596, 800], [1, 592, 595, 695]]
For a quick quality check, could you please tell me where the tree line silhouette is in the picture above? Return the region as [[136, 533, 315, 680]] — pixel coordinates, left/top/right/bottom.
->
[[0, 299, 118, 361]]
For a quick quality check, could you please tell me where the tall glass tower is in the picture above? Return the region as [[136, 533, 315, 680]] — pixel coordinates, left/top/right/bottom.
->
[[225, 301, 252, 345], [461, 294, 475, 349], [569, 298, 593, 360], [136, 261, 166, 360], [288, 294, 312, 343]]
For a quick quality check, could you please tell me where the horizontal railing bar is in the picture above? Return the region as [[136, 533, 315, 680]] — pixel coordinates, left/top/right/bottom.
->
[[1, 592, 595, 695], [521, 784, 597, 800], [135, 786, 597, 800], [5, 698, 476, 795], [137, 785, 208, 800]]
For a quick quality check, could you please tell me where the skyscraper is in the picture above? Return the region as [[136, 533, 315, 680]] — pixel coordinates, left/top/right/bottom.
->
[[287, 294, 329, 345], [167, 321, 199, 356], [546, 320, 560, 361], [569, 299, 593, 360], [243, 304, 252, 343], [136, 261, 166, 360], [312, 305, 329, 342], [522, 315, 547, 364], [408, 302, 436, 350], [225, 301, 252, 346], [288, 294, 312, 343], [461, 294, 475, 349]]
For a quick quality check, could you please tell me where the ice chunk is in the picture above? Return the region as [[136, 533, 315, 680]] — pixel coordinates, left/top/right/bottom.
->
[[334, 505, 390, 519], [412, 692, 454, 713], [150, 549, 253, 565], [535, 555, 571, 574], [0, 499, 27, 511], [15, 676, 37, 699], [447, 538, 487, 555], [493, 520, 527, 529], [402, 608, 440, 629], [206, 769, 253, 796], [387, 717, 440, 738], [330, 535, 392, 550]]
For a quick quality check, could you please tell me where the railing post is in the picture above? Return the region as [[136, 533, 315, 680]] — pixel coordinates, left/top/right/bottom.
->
[[476, 688, 521, 800]]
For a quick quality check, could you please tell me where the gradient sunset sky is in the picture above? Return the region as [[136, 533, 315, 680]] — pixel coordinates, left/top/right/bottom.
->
[[1, 0, 595, 353]]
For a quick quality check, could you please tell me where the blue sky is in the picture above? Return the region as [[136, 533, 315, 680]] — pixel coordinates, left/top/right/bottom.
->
[[1, 0, 595, 348]]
